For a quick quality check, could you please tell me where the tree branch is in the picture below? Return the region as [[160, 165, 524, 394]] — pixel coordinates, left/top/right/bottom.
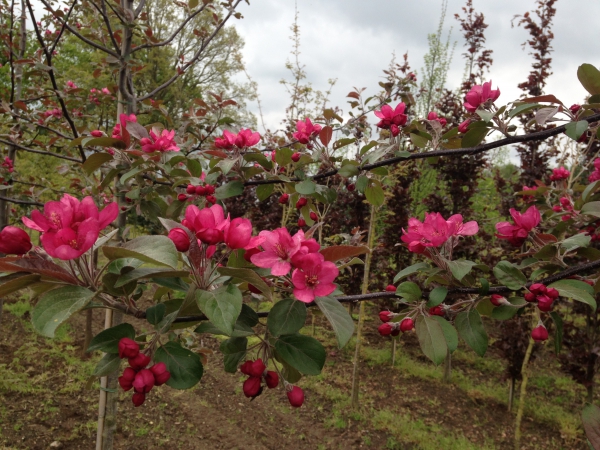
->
[[0, 138, 83, 162], [0, 196, 43, 206]]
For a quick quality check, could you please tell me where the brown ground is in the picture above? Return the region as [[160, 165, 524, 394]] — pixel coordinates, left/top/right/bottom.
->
[[0, 298, 590, 450]]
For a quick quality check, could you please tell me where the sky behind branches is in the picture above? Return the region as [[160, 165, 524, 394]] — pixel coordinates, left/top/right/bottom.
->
[[233, 0, 599, 133]]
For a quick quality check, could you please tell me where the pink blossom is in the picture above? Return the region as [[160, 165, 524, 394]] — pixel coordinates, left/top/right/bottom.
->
[[427, 111, 447, 127], [111, 114, 137, 141], [293, 118, 322, 144], [464, 80, 500, 113], [291, 253, 339, 302], [140, 128, 180, 153], [458, 120, 471, 133], [401, 212, 478, 254], [101, 87, 111, 95], [182, 204, 230, 245], [214, 130, 236, 150], [495, 205, 541, 246], [234, 128, 261, 148], [374, 102, 407, 129], [66, 80, 77, 89], [550, 166, 570, 182], [250, 228, 302, 276], [446, 214, 479, 236], [224, 217, 253, 250], [40, 220, 100, 260]]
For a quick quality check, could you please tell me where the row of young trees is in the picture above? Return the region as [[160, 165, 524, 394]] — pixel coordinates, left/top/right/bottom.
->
[[2, 0, 600, 449]]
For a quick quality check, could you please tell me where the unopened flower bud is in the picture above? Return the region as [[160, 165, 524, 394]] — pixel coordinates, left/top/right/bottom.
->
[[177, 194, 188, 202], [132, 369, 155, 393], [385, 284, 396, 292], [379, 311, 394, 323], [399, 318, 415, 333], [287, 385, 304, 407], [309, 212, 318, 221], [118, 337, 140, 359], [118, 367, 136, 391], [378, 323, 393, 336], [243, 376, 262, 398], [298, 218, 306, 227], [128, 353, 151, 370], [132, 392, 146, 407], [279, 193, 289, 204], [531, 324, 549, 342], [149, 362, 171, 386], [264, 371, 279, 389], [296, 198, 307, 209], [490, 294, 508, 306], [291, 152, 301, 162]]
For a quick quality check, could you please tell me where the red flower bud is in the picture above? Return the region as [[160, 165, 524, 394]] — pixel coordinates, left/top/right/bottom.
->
[[531, 324, 549, 342], [118, 367, 137, 391], [428, 306, 444, 316], [524, 292, 536, 302], [205, 185, 215, 195], [186, 184, 195, 194], [309, 212, 318, 221], [291, 152, 301, 162], [287, 385, 304, 407], [132, 392, 146, 407], [248, 359, 266, 378], [244, 247, 260, 262], [91, 130, 103, 137], [132, 368, 155, 393], [279, 193, 289, 204], [264, 371, 279, 389], [240, 360, 253, 375], [552, 205, 562, 212], [399, 318, 414, 333], [529, 283, 546, 295], [546, 288, 559, 299], [243, 376, 262, 398], [379, 311, 394, 323], [195, 185, 207, 196], [296, 198, 307, 209], [168, 228, 190, 252], [378, 323, 393, 336], [385, 284, 396, 292], [0, 226, 32, 255], [149, 362, 171, 386], [569, 104, 581, 115], [347, 183, 355, 192], [118, 337, 140, 359], [128, 353, 151, 370], [206, 195, 216, 204], [490, 294, 507, 306], [298, 218, 306, 227], [537, 295, 554, 312], [177, 194, 188, 202], [390, 124, 400, 137]]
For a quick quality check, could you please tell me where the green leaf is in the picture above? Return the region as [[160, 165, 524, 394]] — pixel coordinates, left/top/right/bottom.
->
[[32, 286, 96, 338], [479, 278, 490, 296], [431, 316, 458, 353], [215, 181, 244, 199], [154, 342, 203, 390], [295, 180, 316, 195], [415, 315, 447, 365], [508, 103, 542, 118], [87, 323, 135, 353], [220, 337, 248, 373], [461, 126, 488, 148], [196, 284, 243, 335], [115, 268, 188, 287], [427, 287, 448, 307], [393, 262, 429, 283], [455, 310, 488, 356], [337, 164, 359, 177], [582, 403, 600, 450], [476, 109, 494, 122], [447, 260, 477, 281], [365, 183, 385, 207], [396, 282, 422, 302], [194, 320, 254, 338], [564, 121, 588, 141], [355, 175, 368, 192], [0, 274, 41, 297], [582, 202, 600, 219], [217, 267, 272, 300], [550, 312, 563, 355], [267, 298, 307, 337], [186, 158, 202, 177], [274, 333, 326, 375], [578, 63, 600, 95], [238, 304, 259, 327], [92, 353, 121, 377], [561, 233, 591, 251], [410, 133, 430, 148], [82, 152, 113, 174], [256, 183, 274, 201], [314, 296, 355, 348], [103, 236, 178, 268], [493, 261, 526, 290], [548, 279, 597, 310], [146, 303, 166, 326]]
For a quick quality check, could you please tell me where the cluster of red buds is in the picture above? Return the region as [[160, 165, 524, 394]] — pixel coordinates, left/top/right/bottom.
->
[[524, 284, 559, 312], [43, 108, 62, 119], [549, 166, 570, 182], [0, 157, 14, 185], [584, 220, 600, 242], [551, 196, 577, 221], [117, 338, 171, 407], [240, 359, 279, 399], [378, 311, 414, 336], [180, 183, 216, 205], [426, 111, 447, 127]]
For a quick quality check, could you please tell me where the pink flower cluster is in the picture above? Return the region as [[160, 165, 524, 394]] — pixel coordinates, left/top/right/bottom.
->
[[22, 194, 118, 260], [66, 80, 77, 89], [1, 157, 14, 173], [250, 228, 339, 303], [495, 205, 541, 247], [214, 129, 260, 150], [464, 80, 500, 113], [550, 166, 570, 182], [111, 114, 137, 140], [293, 118, 322, 144], [400, 213, 479, 254], [374, 102, 407, 137], [524, 283, 559, 312], [43, 108, 62, 119], [427, 111, 447, 127], [552, 196, 577, 221], [117, 338, 170, 407], [589, 159, 600, 183], [140, 128, 180, 153], [240, 359, 279, 399]]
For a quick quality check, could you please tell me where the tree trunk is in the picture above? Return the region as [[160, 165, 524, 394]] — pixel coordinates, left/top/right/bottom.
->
[[508, 377, 515, 412]]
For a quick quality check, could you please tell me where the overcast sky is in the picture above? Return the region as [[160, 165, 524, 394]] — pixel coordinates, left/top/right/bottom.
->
[[232, 0, 598, 132]]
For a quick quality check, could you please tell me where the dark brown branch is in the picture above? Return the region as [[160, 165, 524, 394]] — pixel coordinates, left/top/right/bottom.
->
[[0, 196, 43, 206], [49, 0, 77, 55], [0, 138, 83, 162], [138, 0, 243, 101]]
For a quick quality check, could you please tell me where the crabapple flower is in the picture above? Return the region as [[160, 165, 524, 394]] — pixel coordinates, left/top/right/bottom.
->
[[243, 376, 261, 398], [132, 369, 155, 394], [427, 111, 447, 127], [118, 338, 140, 359], [458, 119, 471, 133], [291, 253, 339, 303], [250, 227, 302, 276], [464, 80, 500, 113], [401, 212, 478, 254], [0, 226, 32, 255], [111, 113, 137, 141], [182, 204, 230, 245], [140, 129, 180, 153], [495, 205, 541, 247], [149, 362, 171, 386], [118, 367, 136, 391], [168, 228, 190, 252], [531, 324, 548, 342], [550, 166, 570, 181], [224, 217, 253, 249], [214, 130, 236, 150], [374, 102, 407, 129], [235, 128, 261, 148], [293, 118, 322, 144], [287, 386, 304, 407], [66, 80, 77, 89]]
